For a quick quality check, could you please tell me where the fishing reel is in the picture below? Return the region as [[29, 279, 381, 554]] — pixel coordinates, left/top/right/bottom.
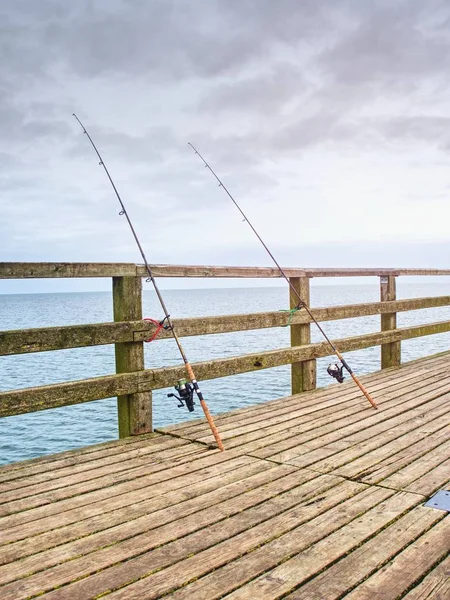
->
[[167, 379, 195, 412], [327, 363, 345, 384]]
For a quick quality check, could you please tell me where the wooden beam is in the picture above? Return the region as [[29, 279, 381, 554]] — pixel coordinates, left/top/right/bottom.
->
[[2, 320, 449, 417], [0, 263, 138, 279], [290, 277, 316, 393], [380, 276, 401, 368], [2, 262, 450, 280], [1, 295, 449, 356], [139, 266, 450, 278], [113, 277, 152, 437]]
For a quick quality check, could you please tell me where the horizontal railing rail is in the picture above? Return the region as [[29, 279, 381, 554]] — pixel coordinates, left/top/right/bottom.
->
[[1, 262, 449, 436], [2, 320, 450, 418], [2, 262, 450, 279], [1, 295, 450, 356]]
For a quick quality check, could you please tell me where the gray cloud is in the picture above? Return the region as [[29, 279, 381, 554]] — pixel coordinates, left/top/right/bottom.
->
[[320, 1, 450, 87], [1, 0, 450, 280]]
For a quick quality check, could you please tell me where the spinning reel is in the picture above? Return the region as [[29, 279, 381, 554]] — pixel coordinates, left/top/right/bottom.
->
[[167, 379, 195, 412], [327, 363, 345, 384]]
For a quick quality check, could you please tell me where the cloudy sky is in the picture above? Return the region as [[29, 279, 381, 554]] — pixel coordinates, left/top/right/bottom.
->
[[1, 0, 450, 292]]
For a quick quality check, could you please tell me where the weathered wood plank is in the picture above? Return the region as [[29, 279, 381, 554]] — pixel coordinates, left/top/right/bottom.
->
[[0, 450, 245, 542], [135, 266, 450, 278], [251, 380, 450, 463], [38, 480, 372, 600], [0, 460, 287, 582], [284, 506, 445, 600], [219, 491, 421, 600], [2, 262, 450, 279], [0, 466, 310, 570], [290, 277, 316, 393], [97, 487, 406, 600], [0, 443, 210, 517], [380, 275, 401, 368], [2, 323, 450, 417], [0, 441, 212, 508], [0, 432, 167, 481], [0, 436, 190, 493], [355, 428, 450, 486], [208, 372, 450, 453], [342, 518, 450, 600], [2, 295, 449, 356], [329, 412, 450, 480], [402, 554, 450, 600], [403, 457, 450, 496], [162, 352, 450, 437], [368, 438, 450, 491], [0, 463, 301, 571], [193, 368, 450, 447], [0, 262, 138, 278], [113, 276, 152, 437]]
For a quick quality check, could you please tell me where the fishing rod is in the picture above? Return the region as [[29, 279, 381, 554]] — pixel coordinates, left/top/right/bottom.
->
[[188, 143, 378, 410], [72, 114, 225, 450]]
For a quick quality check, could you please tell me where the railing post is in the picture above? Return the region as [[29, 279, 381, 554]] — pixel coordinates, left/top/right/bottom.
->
[[380, 275, 401, 368], [289, 276, 316, 393], [113, 276, 152, 437]]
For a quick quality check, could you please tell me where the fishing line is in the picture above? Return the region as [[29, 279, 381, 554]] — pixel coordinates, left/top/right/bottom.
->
[[73, 114, 225, 450], [188, 142, 377, 410]]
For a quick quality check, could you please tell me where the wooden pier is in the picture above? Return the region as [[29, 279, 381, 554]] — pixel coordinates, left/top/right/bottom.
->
[[0, 352, 449, 598], [1, 263, 450, 598]]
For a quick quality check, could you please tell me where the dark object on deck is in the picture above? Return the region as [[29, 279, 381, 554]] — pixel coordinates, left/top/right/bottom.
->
[[327, 363, 345, 384]]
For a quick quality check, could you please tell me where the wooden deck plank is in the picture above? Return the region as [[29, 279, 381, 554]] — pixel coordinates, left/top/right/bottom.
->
[[161, 353, 450, 437], [2, 475, 356, 600], [332, 415, 450, 480], [0, 462, 303, 567], [164, 357, 450, 444], [223, 375, 450, 457], [404, 458, 450, 495], [38, 482, 378, 600], [0, 443, 211, 517], [215, 492, 427, 600], [246, 377, 450, 463], [0, 352, 449, 600], [0, 451, 252, 542], [158, 358, 442, 440], [0, 434, 189, 488], [267, 394, 450, 471], [360, 438, 450, 487], [402, 554, 450, 600], [194, 368, 450, 447], [0, 461, 301, 584], [0, 431, 170, 480], [0, 440, 208, 506], [96, 489, 418, 600], [279, 506, 445, 600], [341, 517, 450, 600]]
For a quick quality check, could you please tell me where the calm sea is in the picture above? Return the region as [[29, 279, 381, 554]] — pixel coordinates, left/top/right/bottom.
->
[[1, 282, 449, 464]]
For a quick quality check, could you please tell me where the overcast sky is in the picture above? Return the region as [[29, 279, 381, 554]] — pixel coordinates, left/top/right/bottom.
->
[[1, 0, 450, 292]]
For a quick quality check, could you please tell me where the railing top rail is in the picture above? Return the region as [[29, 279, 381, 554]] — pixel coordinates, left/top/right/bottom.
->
[[1, 262, 450, 280]]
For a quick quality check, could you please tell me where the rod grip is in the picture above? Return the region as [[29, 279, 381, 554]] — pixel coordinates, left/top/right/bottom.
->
[[184, 362, 225, 451], [350, 373, 378, 410], [199, 399, 225, 451]]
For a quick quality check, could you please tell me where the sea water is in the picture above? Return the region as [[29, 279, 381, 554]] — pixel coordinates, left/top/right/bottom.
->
[[1, 282, 449, 464]]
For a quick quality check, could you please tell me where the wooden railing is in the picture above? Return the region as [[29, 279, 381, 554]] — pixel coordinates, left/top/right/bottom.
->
[[1, 262, 450, 437]]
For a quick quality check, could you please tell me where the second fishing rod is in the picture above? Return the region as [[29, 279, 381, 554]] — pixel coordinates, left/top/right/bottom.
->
[[73, 115, 225, 451], [189, 143, 378, 411]]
